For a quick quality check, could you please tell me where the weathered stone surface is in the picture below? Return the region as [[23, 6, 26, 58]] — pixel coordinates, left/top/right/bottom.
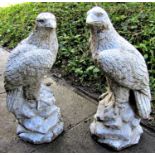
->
[[0, 68, 155, 152], [0, 87, 155, 153], [43, 77, 97, 130], [33, 118, 155, 153], [86, 6, 151, 150], [0, 43, 155, 153], [0, 50, 97, 152], [4, 13, 63, 144]]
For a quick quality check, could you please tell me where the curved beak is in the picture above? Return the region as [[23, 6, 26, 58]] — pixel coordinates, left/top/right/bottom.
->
[[46, 20, 57, 29], [86, 14, 102, 27], [86, 14, 95, 25]]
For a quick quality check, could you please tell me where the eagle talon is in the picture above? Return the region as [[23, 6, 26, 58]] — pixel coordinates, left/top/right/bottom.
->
[[98, 92, 108, 101], [87, 6, 151, 150]]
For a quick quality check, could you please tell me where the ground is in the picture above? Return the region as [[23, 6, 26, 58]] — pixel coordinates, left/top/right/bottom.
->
[[51, 66, 155, 131], [0, 48, 155, 153]]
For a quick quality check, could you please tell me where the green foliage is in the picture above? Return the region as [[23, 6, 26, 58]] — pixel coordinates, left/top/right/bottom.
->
[[0, 2, 154, 96]]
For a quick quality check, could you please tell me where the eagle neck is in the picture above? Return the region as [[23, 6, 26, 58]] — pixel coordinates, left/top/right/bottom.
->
[[27, 27, 58, 51], [90, 27, 119, 57]]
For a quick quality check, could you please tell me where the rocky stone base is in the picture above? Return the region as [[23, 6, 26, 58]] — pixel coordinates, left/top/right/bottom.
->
[[90, 98, 143, 151], [6, 84, 64, 144]]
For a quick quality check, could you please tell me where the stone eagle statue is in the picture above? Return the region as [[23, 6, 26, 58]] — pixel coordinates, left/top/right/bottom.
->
[[86, 6, 151, 150], [4, 12, 64, 144]]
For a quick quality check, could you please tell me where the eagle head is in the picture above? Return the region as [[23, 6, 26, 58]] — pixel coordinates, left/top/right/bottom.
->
[[86, 6, 112, 30], [36, 12, 57, 29]]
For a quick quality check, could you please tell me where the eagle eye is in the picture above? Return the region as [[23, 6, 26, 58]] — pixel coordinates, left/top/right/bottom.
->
[[96, 12, 103, 17], [37, 19, 45, 23]]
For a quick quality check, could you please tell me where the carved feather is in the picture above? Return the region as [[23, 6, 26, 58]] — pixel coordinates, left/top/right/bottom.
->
[[96, 49, 151, 118], [134, 89, 151, 119]]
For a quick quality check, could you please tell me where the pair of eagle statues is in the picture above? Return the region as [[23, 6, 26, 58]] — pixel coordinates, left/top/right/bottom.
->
[[4, 6, 151, 150]]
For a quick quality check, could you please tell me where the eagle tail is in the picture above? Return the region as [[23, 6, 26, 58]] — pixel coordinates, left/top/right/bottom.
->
[[134, 90, 151, 119], [6, 88, 21, 112]]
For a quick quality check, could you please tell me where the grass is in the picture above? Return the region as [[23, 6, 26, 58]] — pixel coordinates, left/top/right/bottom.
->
[[0, 2, 154, 100]]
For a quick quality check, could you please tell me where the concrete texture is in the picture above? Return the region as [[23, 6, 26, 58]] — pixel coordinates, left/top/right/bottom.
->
[[87, 6, 151, 150], [0, 49, 9, 93], [0, 48, 155, 153], [43, 77, 96, 130]]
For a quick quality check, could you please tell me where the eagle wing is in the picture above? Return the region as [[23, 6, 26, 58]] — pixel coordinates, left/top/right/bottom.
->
[[4, 44, 55, 91], [96, 48, 151, 118]]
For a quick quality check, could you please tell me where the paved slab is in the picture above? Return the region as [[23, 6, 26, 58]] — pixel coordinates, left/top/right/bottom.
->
[[0, 50, 97, 152], [0, 84, 95, 153], [0, 48, 9, 93], [33, 118, 155, 153], [0, 90, 41, 153], [0, 49, 155, 153], [43, 77, 96, 130]]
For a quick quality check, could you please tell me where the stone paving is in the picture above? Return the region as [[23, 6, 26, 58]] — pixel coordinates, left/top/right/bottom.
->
[[0, 48, 155, 153]]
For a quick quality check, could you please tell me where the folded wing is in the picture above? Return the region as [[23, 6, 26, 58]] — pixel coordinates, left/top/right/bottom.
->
[[97, 48, 151, 118]]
